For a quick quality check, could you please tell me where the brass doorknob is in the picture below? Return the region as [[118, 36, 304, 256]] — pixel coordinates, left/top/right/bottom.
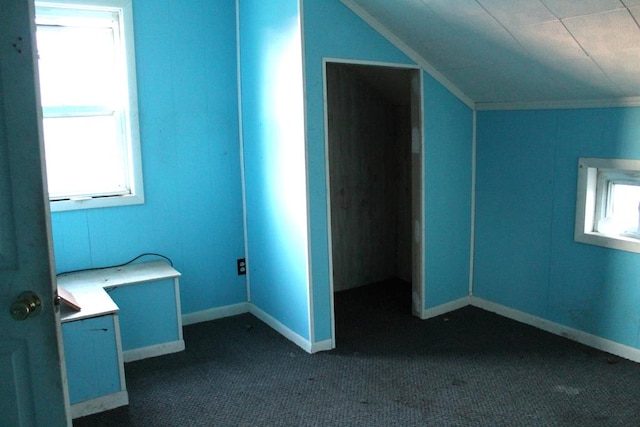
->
[[10, 291, 42, 320]]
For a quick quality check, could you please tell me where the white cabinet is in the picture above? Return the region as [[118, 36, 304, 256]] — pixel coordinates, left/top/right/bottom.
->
[[60, 285, 127, 418]]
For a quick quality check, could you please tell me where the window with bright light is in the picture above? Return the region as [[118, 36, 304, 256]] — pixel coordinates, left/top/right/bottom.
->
[[35, 0, 143, 212], [575, 158, 640, 253]]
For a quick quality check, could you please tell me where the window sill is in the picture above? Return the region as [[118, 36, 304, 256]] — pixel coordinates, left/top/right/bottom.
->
[[50, 193, 144, 213], [575, 230, 640, 254]]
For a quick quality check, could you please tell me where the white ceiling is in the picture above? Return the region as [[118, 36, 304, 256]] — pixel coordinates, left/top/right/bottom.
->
[[341, 0, 640, 108]]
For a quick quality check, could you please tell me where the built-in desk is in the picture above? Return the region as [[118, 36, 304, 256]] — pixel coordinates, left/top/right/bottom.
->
[[58, 261, 183, 418], [60, 283, 127, 418]]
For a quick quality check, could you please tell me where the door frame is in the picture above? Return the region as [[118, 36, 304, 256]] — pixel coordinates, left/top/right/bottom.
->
[[322, 58, 425, 346]]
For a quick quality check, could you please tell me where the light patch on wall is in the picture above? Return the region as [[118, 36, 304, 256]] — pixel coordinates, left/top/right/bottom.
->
[[260, 15, 310, 278]]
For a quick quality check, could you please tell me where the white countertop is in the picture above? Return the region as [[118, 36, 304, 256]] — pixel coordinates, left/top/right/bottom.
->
[[59, 283, 119, 323], [58, 261, 180, 322]]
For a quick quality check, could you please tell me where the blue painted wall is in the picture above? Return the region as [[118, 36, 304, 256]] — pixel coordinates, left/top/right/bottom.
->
[[50, 0, 474, 347], [50, 0, 247, 315], [302, 0, 473, 341], [238, 0, 311, 340], [475, 107, 640, 348], [423, 74, 473, 309]]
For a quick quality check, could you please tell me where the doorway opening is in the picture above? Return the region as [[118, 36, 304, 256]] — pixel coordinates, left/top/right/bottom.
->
[[324, 61, 424, 344]]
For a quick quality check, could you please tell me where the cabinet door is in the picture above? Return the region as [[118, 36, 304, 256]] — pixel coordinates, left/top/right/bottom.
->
[[62, 315, 121, 403], [108, 279, 179, 351]]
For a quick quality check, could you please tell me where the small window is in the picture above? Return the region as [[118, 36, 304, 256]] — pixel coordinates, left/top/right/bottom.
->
[[35, 0, 143, 211], [575, 158, 640, 253]]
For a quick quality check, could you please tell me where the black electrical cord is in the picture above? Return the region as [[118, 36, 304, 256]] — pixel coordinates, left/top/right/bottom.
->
[[56, 252, 174, 276]]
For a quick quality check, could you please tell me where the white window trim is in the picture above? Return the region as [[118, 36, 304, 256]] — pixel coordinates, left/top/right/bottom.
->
[[36, 0, 144, 212], [575, 157, 640, 254]]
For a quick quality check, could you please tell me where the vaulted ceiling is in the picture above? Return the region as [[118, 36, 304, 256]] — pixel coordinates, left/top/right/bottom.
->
[[341, 0, 640, 108]]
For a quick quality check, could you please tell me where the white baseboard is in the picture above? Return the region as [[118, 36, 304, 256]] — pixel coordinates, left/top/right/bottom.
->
[[182, 302, 332, 354], [178, 297, 640, 364], [71, 390, 129, 419], [421, 296, 470, 320], [249, 305, 313, 353], [470, 296, 640, 363], [123, 340, 185, 363], [182, 302, 250, 326]]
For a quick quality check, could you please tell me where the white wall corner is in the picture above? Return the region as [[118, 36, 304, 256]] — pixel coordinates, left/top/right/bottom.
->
[[181, 302, 322, 353], [249, 305, 314, 354], [469, 110, 477, 297], [470, 296, 640, 364], [310, 338, 334, 354]]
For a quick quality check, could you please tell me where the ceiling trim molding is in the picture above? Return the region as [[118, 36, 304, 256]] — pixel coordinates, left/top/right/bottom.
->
[[475, 97, 640, 111], [339, 0, 474, 110]]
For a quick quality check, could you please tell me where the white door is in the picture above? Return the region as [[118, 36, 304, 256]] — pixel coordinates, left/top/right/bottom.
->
[[0, 0, 70, 425]]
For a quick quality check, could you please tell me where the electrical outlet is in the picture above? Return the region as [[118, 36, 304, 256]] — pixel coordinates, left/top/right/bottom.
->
[[237, 258, 246, 276]]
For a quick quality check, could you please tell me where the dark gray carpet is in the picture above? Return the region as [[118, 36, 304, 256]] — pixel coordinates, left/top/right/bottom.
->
[[74, 280, 640, 426]]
